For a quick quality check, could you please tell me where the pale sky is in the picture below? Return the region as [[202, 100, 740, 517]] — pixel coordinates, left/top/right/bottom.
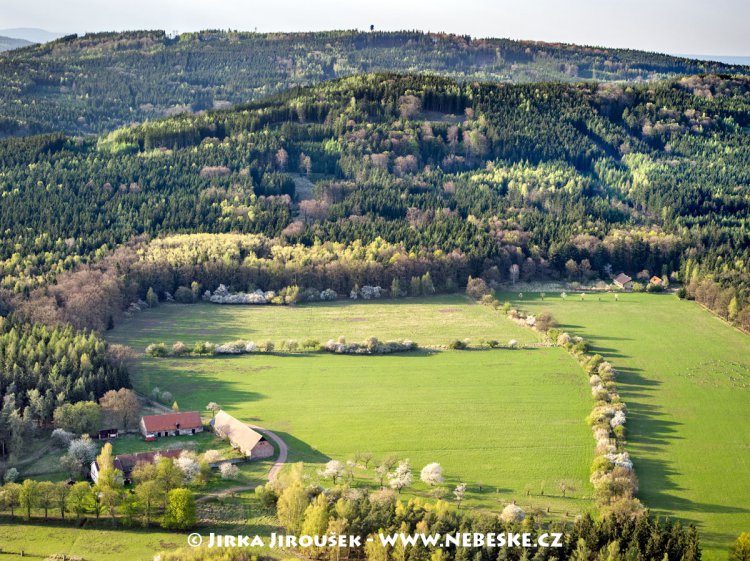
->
[[2, 0, 748, 56]]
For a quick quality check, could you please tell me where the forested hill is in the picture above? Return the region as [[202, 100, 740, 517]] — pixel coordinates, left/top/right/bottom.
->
[[1, 72, 749, 332], [1, 29, 747, 136], [0, 36, 33, 52]]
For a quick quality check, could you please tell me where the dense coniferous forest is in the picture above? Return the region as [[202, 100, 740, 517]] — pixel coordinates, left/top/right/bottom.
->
[[0, 72, 748, 331], [0, 315, 129, 458], [0, 29, 748, 136]]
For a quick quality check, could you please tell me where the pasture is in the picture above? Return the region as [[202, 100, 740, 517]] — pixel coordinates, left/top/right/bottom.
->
[[110, 296, 595, 517], [107, 295, 537, 348], [506, 291, 750, 560]]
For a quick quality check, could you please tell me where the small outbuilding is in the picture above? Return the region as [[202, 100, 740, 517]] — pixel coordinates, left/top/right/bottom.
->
[[91, 448, 184, 484], [649, 276, 663, 286], [613, 273, 633, 290], [140, 411, 203, 439], [211, 410, 274, 459], [97, 428, 119, 440]]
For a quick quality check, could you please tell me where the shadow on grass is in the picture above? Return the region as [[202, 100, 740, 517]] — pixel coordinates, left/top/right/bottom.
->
[[637, 455, 750, 516], [271, 431, 331, 465], [133, 364, 268, 411]]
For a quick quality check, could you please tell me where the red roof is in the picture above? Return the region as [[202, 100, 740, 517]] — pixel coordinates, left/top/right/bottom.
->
[[114, 448, 184, 475], [141, 411, 202, 433]]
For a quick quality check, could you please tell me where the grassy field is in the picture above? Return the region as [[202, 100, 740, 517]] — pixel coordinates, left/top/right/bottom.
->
[[110, 295, 594, 518], [0, 491, 275, 561], [504, 291, 750, 560], [107, 295, 537, 350]]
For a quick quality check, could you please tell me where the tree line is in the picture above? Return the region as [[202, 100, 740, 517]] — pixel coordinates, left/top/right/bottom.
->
[[0, 316, 130, 460], [2, 30, 744, 136]]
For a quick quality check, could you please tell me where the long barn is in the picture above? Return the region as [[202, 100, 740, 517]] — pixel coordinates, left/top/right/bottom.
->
[[211, 410, 274, 459]]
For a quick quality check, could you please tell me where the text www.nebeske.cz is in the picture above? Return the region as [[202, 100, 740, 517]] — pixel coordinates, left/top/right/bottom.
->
[[201, 532, 564, 549]]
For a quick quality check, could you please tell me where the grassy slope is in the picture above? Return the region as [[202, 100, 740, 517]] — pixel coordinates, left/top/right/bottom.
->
[[506, 292, 750, 560], [0, 492, 274, 561], [107, 295, 537, 349], [110, 296, 594, 516]]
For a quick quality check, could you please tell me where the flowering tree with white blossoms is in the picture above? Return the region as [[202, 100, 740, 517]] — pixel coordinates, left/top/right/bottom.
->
[[500, 503, 526, 523], [220, 462, 240, 480], [319, 460, 346, 484], [420, 462, 444, 486], [175, 451, 201, 484], [388, 459, 413, 493]]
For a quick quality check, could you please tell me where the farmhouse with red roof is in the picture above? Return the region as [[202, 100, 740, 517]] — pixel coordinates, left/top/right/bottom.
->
[[139, 411, 203, 439]]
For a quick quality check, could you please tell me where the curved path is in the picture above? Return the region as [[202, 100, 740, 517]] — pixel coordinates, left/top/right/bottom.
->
[[136, 392, 289, 491], [248, 424, 288, 482], [196, 424, 288, 502]]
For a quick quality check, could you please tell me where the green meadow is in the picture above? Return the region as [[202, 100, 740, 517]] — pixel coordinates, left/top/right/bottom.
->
[[108, 295, 537, 348], [109, 296, 595, 517], [507, 291, 750, 560], [0, 494, 275, 561], [58, 290, 750, 560]]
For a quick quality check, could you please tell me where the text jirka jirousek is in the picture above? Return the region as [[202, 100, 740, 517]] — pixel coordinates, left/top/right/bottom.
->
[[202, 532, 565, 549]]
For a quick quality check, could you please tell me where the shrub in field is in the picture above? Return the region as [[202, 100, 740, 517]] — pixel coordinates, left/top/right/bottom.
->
[[174, 286, 195, 303], [500, 503, 525, 523], [466, 276, 490, 300], [208, 284, 274, 305], [257, 340, 275, 352], [571, 340, 589, 354], [145, 342, 169, 357], [320, 288, 338, 301], [219, 462, 240, 480], [3, 467, 19, 483], [448, 339, 468, 350], [51, 428, 75, 448], [610, 410, 626, 428], [323, 337, 417, 355], [148, 388, 173, 404], [202, 450, 221, 464], [360, 285, 385, 300], [215, 340, 248, 354], [192, 341, 216, 355], [281, 339, 299, 352], [299, 287, 320, 302], [302, 339, 320, 350], [535, 311, 558, 332]]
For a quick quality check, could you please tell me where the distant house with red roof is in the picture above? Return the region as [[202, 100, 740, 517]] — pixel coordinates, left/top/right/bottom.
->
[[139, 411, 203, 439], [650, 275, 663, 286]]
